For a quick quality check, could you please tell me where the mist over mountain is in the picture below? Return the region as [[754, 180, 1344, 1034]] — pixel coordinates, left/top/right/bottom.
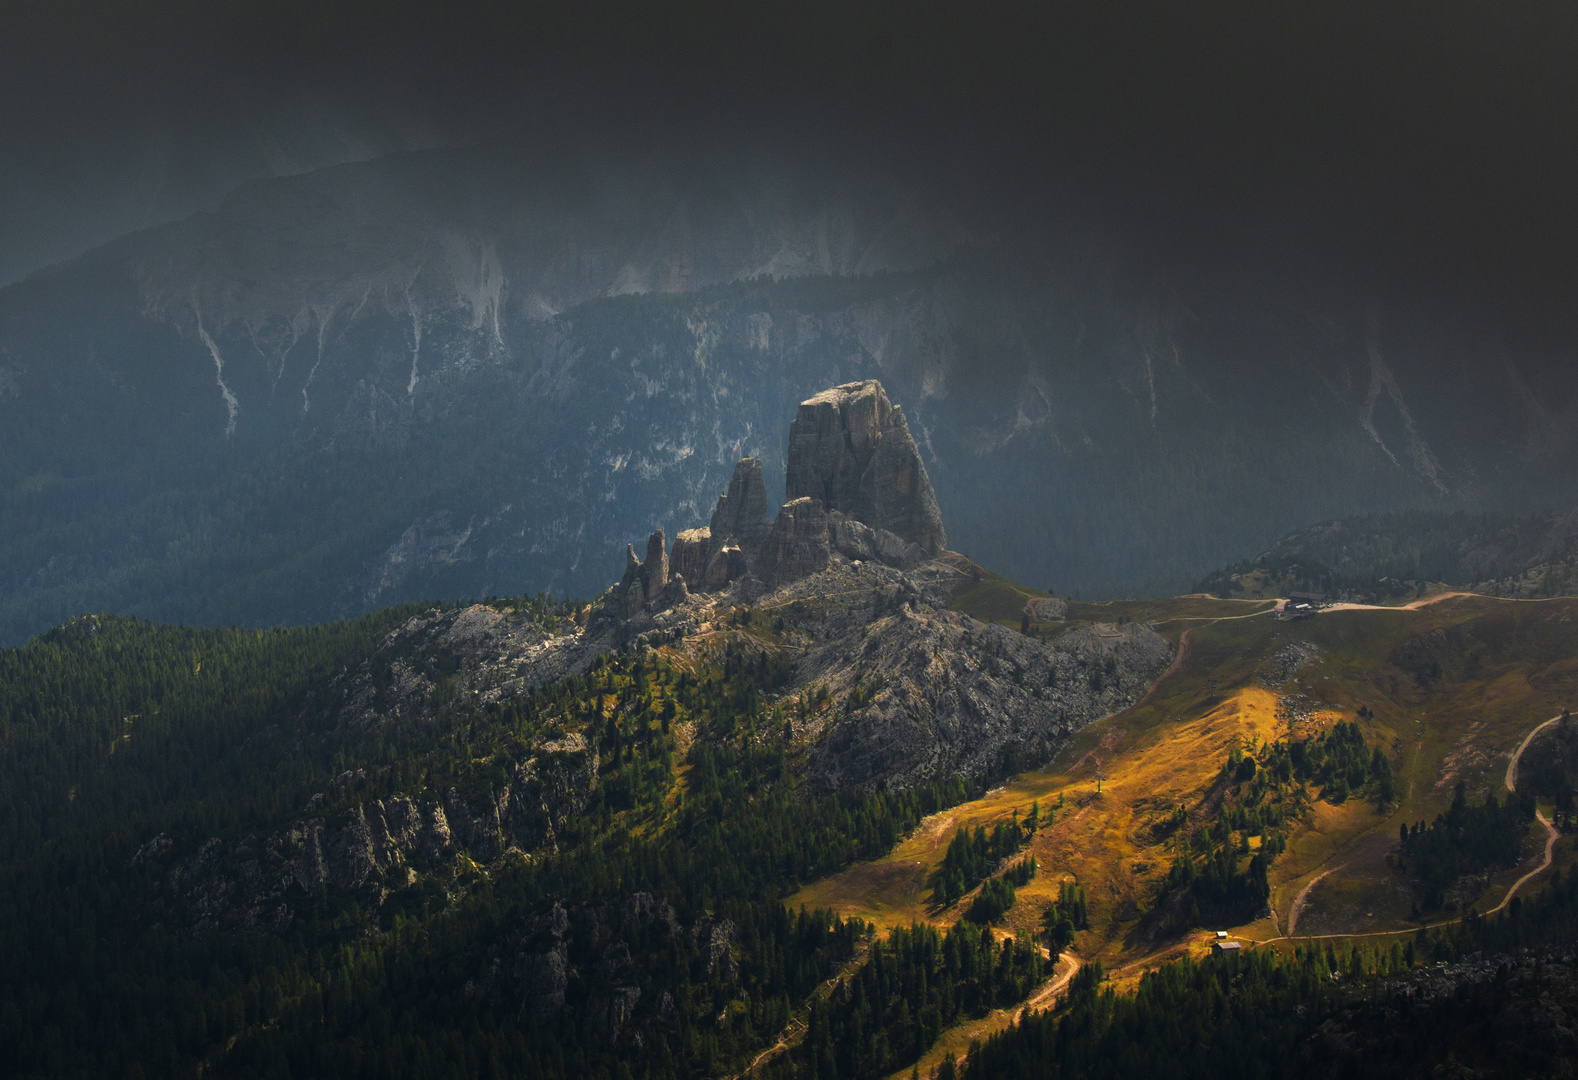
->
[[1, 132, 1576, 644], [1, 1, 1577, 644]]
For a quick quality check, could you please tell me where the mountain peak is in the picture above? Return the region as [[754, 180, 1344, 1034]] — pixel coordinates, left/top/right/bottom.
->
[[602, 379, 948, 622], [787, 379, 946, 556]]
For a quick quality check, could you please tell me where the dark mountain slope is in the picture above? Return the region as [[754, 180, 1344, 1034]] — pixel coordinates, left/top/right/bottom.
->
[[1197, 508, 1578, 602], [2, 144, 1576, 643]]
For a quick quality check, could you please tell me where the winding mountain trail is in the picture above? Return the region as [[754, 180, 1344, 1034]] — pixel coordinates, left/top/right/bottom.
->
[[1251, 712, 1567, 947], [729, 941, 871, 1079], [1017, 953, 1081, 1018], [1491, 813, 1558, 916], [1490, 713, 1565, 915], [1507, 715, 1564, 793], [879, 953, 1082, 1080], [1135, 627, 1193, 708], [1286, 865, 1345, 937]]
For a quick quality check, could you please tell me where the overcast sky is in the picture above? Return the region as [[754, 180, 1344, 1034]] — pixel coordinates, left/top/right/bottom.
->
[[3, 0, 1575, 314]]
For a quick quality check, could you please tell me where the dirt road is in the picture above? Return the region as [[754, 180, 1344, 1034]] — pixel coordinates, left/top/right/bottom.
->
[[1324, 591, 1573, 614], [1507, 715, 1564, 793], [1286, 865, 1345, 937], [1490, 713, 1566, 914], [1252, 712, 1567, 947]]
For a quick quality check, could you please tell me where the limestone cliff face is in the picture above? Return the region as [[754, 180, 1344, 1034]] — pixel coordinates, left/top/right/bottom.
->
[[749, 558, 1173, 792], [707, 458, 770, 556], [670, 528, 711, 590], [150, 739, 600, 932], [785, 381, 946, 555], [760, 497, 831, 586], [612, 530, 676, 617]]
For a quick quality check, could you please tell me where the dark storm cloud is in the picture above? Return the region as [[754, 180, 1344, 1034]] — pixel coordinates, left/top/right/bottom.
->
[[2, 0, 1576, 309]]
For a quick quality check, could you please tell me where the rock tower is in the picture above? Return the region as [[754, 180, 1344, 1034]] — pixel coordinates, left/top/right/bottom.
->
[[785, 381, 946, 555], [600, 379, 946, 619]]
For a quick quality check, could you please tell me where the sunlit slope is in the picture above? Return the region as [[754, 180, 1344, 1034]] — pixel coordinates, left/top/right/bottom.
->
[[794, 593, 1578, 972]]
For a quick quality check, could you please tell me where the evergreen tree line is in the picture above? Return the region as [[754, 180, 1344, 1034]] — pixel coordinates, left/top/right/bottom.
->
[[1400, 781, 1536, 912], [1040, 882, 1088, 954], [0, 607, 433, 865], [1154, 723, 1397, 932], [1287, 720, 1395, 805], [951, 864, 1578, 1080], [1193, 509, 1566, 603], [769, 920, 1048, 1080], [966, 858, 1037, 926], [0, 610, 988, 1079], [932, 804, 1045, 908]]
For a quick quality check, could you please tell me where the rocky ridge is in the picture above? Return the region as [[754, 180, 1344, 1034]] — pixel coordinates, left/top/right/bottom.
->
[[142, 379, 1171, 931]]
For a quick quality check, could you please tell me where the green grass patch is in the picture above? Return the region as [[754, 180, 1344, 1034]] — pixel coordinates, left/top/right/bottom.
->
[[945, 554, 1051, 627]]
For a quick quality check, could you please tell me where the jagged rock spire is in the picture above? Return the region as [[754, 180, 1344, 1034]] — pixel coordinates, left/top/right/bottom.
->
[[785, 380, 945, 555], [614, 529, 670, 617], [708, 457, 770, 556], [600, 380, 948, 620]]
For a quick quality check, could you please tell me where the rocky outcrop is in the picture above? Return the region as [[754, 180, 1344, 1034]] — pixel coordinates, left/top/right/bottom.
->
[[148, 722, 602, 932], [708, 458, 770, 555], [679, 458, 773, 593], [806, 609, 1170, 791], [328, 601, 623, 727], [827, 510, 927, 569], [612, 530, 671, 616], [641, 530, 668, 599], [597, 381, 947, 612], [749, 558, 1173, 792], [760, 497, 831, 586], [785, 380, 946, 555], [1024, 596, 1067, 621], [671, 527, 711, 586], [703, 541, 749, 590]]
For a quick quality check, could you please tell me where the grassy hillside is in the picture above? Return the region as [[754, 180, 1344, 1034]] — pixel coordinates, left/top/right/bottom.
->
[[4, 558, 1575, 1078], [791, 591, 1578, 1072]]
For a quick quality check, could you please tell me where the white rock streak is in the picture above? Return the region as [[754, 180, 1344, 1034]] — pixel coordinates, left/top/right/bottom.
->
[[405, 270, 425, 397], [1363, 334, 1446, 493], [193, 308, 238, 437]]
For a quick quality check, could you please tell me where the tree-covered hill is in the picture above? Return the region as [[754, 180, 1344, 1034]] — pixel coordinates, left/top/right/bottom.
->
[[0, 600, 996, 1078], [1196, 508, 1578, 602], [3, 582, 1576, 1077]]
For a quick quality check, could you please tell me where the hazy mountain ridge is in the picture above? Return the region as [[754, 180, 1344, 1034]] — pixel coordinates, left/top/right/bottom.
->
[[2, 144, 1576, 644], [1197, 508, 1578, 602]]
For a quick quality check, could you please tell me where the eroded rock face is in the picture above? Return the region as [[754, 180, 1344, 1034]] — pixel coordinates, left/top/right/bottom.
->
[[671, 527, 711, 587], [792, 579, 1172, 791], [828, 510, 926, 569], [599, 380, 945, 609], [150, 737, 600, 932], [611, 530, 670, 616], [785, 380, 946, 555], [761, 497, 831, 586], [708, 458, 770, 555], [642, 531, 669, 600]]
